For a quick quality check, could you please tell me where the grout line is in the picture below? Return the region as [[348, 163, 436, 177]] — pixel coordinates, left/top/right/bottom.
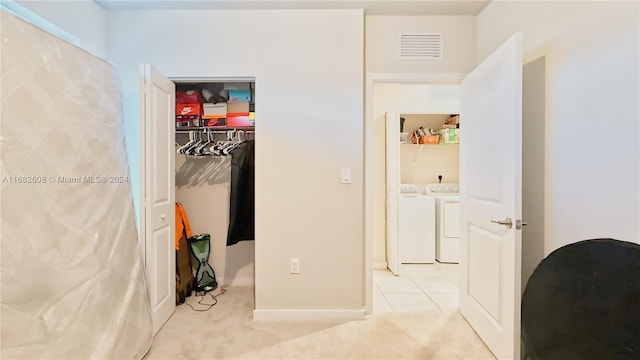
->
[[379, 292, 394, 312], [408, 275, 445, 312], [423, 292, 444, 312], [373, 265, 461, 313]]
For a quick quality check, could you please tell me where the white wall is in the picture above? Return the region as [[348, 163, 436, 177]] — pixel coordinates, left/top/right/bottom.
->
[[371, 83, 461, 267], [477, 1, 640, 253], [14, 0, 108, 59], [366, 15, 476, 73], [108, 9, 364, 313]]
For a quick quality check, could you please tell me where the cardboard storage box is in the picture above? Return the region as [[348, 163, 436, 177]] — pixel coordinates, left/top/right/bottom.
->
[[228, 89, 251, 102], [440, 128, 460, 144], [202, 118, 227, 127], [227, 115, 251, 127], [227, 101, 250, 116], [202, 103, 227, 119], [176, 119, 200, 128], [224, 82, 251, 90], [419, 134, 440, 145], [176, 103, 202, 120], [176, 90, 203, 104]]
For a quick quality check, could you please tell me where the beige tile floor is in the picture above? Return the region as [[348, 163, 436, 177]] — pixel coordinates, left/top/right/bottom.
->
[[373, 263, 459, 313]]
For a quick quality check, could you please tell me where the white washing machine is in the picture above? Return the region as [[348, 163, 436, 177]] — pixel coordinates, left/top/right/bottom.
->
[[398, 184, 435, 264], [426, 183, 460, 263]]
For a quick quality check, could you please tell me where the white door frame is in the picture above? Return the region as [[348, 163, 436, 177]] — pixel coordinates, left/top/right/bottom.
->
[[364, 72, 466, 314], [384, 111, 401, 276]]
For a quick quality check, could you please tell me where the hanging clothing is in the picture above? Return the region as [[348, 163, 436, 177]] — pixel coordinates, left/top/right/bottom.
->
[[227, 140, 255, 246], [175, 202, 193, 250]]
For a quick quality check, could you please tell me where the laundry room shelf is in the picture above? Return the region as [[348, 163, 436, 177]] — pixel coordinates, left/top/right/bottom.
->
[[401, 143, 459, 147]]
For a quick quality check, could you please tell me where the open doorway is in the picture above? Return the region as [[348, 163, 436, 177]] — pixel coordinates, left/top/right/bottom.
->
[[173, 78, 256, 293], [376, 111, 461, 313], [366, 56, 546, 316], [521, 56, 546, 293], [140, 69, 257, 333], [365, 78, 464, 314]]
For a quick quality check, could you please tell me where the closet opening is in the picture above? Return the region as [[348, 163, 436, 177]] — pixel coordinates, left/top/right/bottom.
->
[[173, 77, 256, 309]]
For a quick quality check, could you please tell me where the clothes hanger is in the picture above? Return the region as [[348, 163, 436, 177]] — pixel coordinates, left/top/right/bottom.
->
[[195, 130, 215, 156], [211, 129, 236, 156], [209, 131, 226, 156], [222, 129, 245, 155], [176, 131, 190, 154], [178, 131, 197, 154], [182, 131, 197, 155], [197, 130, 214, 155], [185, 131, 205, 156]]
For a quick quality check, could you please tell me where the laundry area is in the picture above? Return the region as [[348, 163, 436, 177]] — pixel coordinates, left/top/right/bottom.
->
[[399, 113, 461, 265], [374, 105, 463, 313]]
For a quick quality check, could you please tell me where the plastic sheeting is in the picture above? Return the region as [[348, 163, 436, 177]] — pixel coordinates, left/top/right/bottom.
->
[[0, 9, 152, 359]]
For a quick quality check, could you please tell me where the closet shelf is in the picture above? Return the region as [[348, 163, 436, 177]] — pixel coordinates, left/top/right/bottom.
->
[[176, 126, 255, 133]]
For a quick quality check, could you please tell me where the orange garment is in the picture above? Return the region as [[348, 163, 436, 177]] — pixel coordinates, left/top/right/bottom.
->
[[175, 202, 193, 250]]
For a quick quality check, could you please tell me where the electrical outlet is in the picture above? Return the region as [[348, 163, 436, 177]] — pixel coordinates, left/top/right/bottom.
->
[[290, 258, 300, 274]]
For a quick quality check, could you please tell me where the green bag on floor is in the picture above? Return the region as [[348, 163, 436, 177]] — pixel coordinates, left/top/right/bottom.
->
[[188, 233, 218, 293]]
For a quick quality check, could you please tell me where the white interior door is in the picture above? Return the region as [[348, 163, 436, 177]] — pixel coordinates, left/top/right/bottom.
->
[[459, 33, 523, 360], [140, 64, 176, 336], [385, 112, 400, 275]]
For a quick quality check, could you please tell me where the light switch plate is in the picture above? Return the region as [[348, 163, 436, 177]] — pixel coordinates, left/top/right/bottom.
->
[[290, 258, 300, 274], [341, 169, 352, 184]]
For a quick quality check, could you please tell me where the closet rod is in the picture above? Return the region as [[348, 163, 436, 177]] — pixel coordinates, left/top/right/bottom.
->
[[176, 129, 255, 134]]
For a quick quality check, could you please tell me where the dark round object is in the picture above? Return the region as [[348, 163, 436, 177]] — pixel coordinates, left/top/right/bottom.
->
[[522, 238, 640, 360]]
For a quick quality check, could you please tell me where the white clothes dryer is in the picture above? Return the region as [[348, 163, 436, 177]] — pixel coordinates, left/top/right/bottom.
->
[[426, 183, 460, 263], [398, 184, 435, 264]]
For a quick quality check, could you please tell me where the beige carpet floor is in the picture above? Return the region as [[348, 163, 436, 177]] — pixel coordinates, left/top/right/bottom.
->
[[145, 287, 495, 360]]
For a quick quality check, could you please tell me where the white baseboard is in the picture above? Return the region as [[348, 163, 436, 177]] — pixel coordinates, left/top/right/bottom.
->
[[373, 261, 387, 270], [253, 309, 365, 321]]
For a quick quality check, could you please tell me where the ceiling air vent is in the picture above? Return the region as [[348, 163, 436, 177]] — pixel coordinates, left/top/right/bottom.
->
[[399, 33, 443, 60]]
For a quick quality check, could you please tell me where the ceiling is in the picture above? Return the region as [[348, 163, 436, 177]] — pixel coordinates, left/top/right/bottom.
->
[[94, 0, 491, 16]]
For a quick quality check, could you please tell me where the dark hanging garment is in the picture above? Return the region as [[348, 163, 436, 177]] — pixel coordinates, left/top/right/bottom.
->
[[227, 140, 255, 246]]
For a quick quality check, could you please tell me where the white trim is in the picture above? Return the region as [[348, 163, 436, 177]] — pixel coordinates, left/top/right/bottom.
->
[[367, 73, 466, 84], [253, 309, 365, 321], [171, 76, 255, 83], [1, 1, 79, 47], [372, 261, 387, 270], [364, 72, 467, 315], [138, 64, 147, 268]]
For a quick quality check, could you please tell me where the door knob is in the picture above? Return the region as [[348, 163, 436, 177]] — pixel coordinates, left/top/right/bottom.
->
[[516, 220, 527, 230], [161, 214, 166, 222], [491, 217, 512, 229]]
